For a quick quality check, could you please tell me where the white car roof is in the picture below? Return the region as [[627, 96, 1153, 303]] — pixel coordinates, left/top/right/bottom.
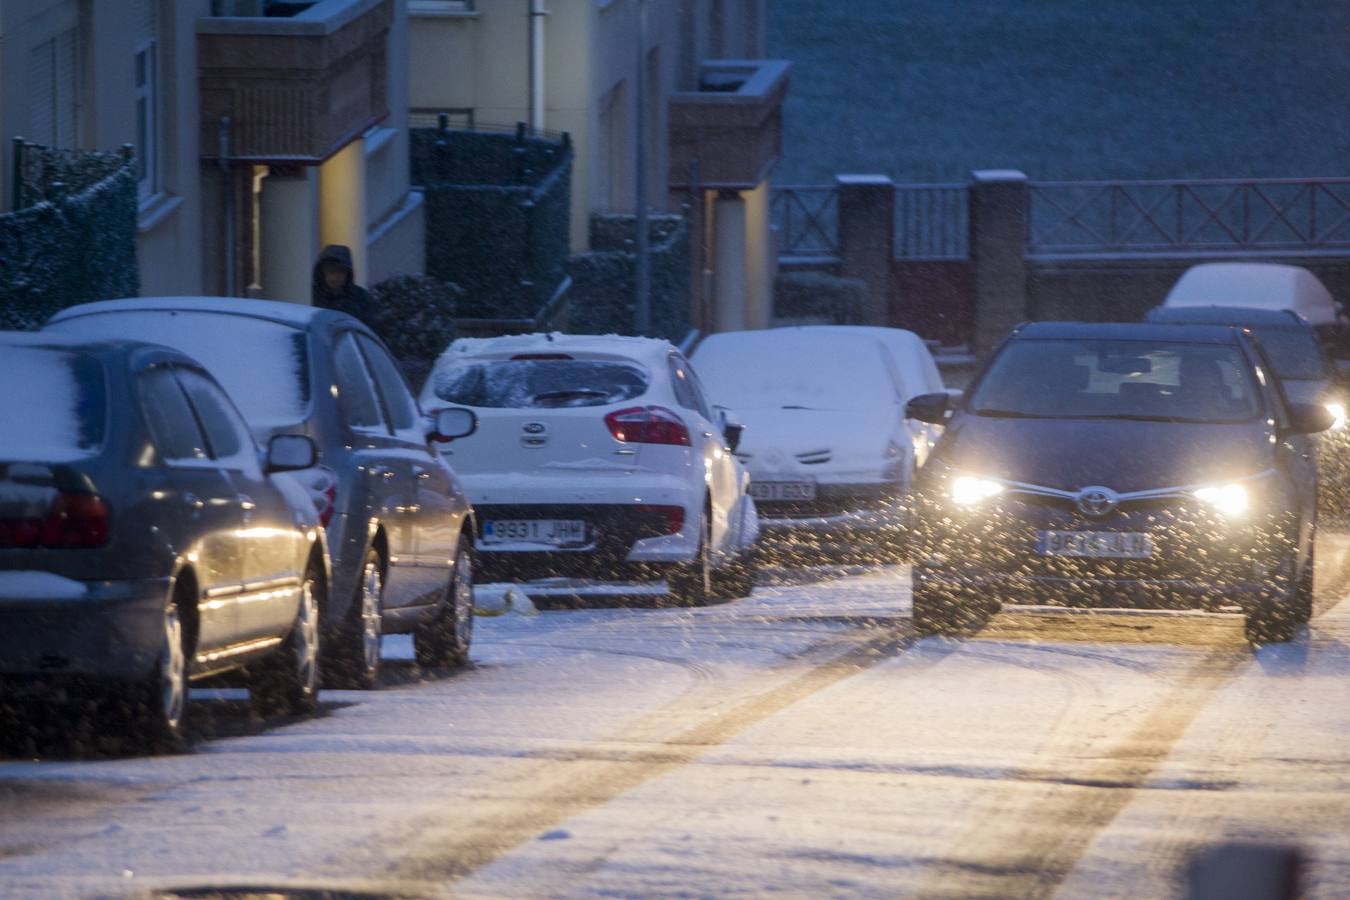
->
[[49, 296, 325, 329], [1163, 263, 1338, 326], [437, 332, 678, 366]]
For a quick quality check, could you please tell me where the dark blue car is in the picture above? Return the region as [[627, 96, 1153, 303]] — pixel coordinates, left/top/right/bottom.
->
[[904, 322, 1332, 643], [0, 333, 328, 750]]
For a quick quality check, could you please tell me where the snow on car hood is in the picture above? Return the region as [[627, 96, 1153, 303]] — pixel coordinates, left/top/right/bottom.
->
[[937, 415, 1273, 493], [732, 405, 900, 479]]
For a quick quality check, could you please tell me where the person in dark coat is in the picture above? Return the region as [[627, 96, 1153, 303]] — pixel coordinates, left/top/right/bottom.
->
[[312, 244, 375, 321]]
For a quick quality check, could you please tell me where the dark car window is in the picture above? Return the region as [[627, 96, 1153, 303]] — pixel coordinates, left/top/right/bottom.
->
[[431, 359, 650, 409], [49, 311, 312, 431], [1249, 326, 1328, 380], [176, 369, 262, 475], [0, 347, 107, 461], [138, 367, 210, 463], [333, 332, 386, 431], [970, 339, 1262, 423], [357, 334, 420, 435]]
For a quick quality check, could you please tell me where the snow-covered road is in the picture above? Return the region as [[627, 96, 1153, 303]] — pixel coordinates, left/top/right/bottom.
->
[[3, 539, 1350, 899]]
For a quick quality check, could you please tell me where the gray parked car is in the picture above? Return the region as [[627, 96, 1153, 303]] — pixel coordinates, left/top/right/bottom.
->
[[0, 333, 327, 750], [45, 298, 478, 688]]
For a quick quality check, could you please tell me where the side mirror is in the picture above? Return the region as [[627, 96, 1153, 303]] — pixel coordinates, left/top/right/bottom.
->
[[1285, 402, 1335, 435], [429, 407, 477, 443], [266, 434, 318, 473], [716, 407, 745, 454], [906, 392, 951, 426]]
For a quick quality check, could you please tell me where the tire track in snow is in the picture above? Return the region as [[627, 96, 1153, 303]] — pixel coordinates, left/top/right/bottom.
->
[[362, 619, 929, 890], [907, 642, 1248, 899]]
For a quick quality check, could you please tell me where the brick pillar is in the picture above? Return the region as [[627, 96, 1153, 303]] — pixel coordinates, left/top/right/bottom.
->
[[969, 170, 1029, 357], [836, 174, 895, 326]]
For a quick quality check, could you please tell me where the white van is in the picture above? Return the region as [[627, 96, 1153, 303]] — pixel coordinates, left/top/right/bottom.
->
[[1162, 262, 1347, 356]]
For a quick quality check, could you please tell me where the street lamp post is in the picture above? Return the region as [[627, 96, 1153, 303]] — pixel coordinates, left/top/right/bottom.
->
[[634, 0, 651, 335]]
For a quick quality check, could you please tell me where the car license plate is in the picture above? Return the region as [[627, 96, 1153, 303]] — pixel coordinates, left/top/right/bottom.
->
[[482, 519, 586, 545], [1037, 530, 1152, 559], [750, 481, 817, 501]]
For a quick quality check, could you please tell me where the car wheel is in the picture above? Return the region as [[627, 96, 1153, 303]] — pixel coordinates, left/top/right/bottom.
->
[[249, 562, 323, 718], [414, 536, 475, 669], [711, 550, 757, 600], [327, 549, 383, 689], [911, 565, 988, 636], [134, 591, 189, 753], [669, 511, 713, 606], [1245, 550, 1303, 645], [1293, 542, 1315, 625]]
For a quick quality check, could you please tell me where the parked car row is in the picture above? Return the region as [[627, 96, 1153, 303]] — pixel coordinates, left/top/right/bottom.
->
[[5, 261, 1340, 751]]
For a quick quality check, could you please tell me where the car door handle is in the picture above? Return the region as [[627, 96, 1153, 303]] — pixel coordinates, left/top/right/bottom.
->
[[236, 494, 256, 511], [413, 465, 431, 479], [182, 492, 204, 510], [368, 465, 392, 478]]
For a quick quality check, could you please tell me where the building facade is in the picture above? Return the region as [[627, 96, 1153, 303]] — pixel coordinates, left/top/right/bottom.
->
[[0, 0, 423, 303], [408, 0, 787, 334]]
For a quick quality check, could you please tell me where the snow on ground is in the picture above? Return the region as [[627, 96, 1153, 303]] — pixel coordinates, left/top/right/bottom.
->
[[1, 551, 1349, 898]]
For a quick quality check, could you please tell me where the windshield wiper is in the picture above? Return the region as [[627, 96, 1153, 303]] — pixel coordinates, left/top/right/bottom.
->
[[972, 407, 1035, 418], [531, 389, 610, 404]]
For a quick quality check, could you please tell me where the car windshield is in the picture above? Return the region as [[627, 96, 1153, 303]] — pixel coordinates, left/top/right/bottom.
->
[[969, 338, 1262, 423], [1250, 325, 1327, 380], [49, 311, 311, 431], [0, 347, 106, 461], [430, 359, 649, 408]]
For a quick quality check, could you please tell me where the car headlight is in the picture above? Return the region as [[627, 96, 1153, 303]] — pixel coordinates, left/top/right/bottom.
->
[[951, 475, 1004, 507], [1325, 402, 1346, 430], [1193, 483, 1249, 518]]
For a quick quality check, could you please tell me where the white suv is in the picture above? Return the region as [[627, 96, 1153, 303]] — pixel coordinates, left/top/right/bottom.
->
[[420, 333, 759, 603]]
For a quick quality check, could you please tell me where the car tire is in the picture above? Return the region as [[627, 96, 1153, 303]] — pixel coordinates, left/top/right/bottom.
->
[[326, 548, 384, 690], [249, 562, 323, 718], [1293, 542, 1315, 625], [669, 511, 713, 607], [911, 565, 954, 636], [414, 536, 475, 669], [1245, 549, 1303, 645], [134, 590, 189, 753], [711, 551, 757, 600]]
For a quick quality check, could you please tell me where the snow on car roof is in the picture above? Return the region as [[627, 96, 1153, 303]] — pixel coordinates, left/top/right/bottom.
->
[[1163, 263, 1337, 326], [436, 332, 678, 366], [49, 296, 328, 329], [693, 328, 897, 410]]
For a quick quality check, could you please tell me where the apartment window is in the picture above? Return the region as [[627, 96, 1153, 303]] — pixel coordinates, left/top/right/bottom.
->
[[135, 41, 158, 198], [29, 28, 80, 148], [600, 81, 628, 210]]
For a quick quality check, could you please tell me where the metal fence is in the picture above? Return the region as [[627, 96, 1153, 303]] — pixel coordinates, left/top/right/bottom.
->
[[895, 183, 967, 259], [770, 185, 839, 261], [1029, 177, 1350, 257]]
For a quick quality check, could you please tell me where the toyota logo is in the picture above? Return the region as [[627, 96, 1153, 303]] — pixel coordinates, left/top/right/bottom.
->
[[1075, 486, 1120, 517], [523, 422, 546, 434]]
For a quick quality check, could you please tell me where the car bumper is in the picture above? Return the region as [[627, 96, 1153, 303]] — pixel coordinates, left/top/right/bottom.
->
[[0, 574, 170, 681], [470, 502, 700, 582], [754, 481, 907, 537]]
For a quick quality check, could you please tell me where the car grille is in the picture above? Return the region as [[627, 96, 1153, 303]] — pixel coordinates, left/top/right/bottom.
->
[[757, 482, 902, 519]]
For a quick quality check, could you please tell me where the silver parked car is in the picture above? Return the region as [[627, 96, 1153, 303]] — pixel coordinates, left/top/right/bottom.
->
[[45, 298, 478, 688]]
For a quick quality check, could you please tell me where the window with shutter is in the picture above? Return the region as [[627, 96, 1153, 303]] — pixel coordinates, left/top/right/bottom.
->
[[133, 0, 159, 198]]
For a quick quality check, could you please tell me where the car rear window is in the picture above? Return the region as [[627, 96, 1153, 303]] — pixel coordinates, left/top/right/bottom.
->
[[50, 311, 311, 431], [0, 347, 106, 460], [430, 359, 649, 409]]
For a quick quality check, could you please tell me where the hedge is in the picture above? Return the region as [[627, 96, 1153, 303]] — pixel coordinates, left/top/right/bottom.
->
[[0, 152, 139, 330], [773, 270, 866, 325], [567, 213, 690, 342]]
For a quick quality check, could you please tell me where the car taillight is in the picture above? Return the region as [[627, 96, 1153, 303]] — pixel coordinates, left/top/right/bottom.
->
[[604, 406, 691, 446], [637, 504, 685, 536], [0, 493, 112, 549], [288, 465, 339, 528]]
